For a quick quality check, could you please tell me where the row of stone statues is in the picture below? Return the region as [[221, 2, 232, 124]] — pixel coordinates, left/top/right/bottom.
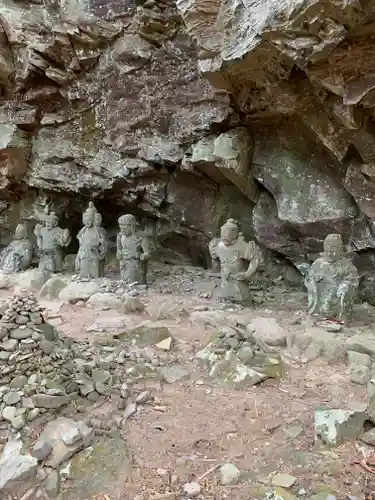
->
[[0, 206, 360, 323], [208, 218, 359, 324], [0, 202, 149, 284]]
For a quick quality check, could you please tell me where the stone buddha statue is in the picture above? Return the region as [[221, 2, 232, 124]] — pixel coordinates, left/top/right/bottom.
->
[[209, 218, 262, 304], [116, 214, 150, 284], [305, 233, 359, 323], [94, 210, 108, 278], [0, 223, 34, 273], [76, 202, 106, 280], [34, 211, 71, 273]]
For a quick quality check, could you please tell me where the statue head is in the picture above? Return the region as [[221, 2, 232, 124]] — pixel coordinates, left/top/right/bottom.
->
[[14, 223, 27, 240], [220, 218, 239, 247], [118, 214, 136, 236], [45, 211, 59, 230], [82, 201, 96, 228], [323, 233, 343, 262], [94, 211, 103, 227]]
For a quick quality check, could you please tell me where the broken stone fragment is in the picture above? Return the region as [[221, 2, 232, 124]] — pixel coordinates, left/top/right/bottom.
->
[[31, 441, 53, 461], [36, 418, 94, 469], [314, 404, 367, 446], [0, 434, 38, 495]]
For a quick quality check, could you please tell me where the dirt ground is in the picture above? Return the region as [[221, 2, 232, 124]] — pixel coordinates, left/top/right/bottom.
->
[[6, 262, 375, 500]]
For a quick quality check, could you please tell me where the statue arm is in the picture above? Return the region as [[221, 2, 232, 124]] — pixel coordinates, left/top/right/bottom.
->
[[140, 236, 150, 261], [244, 242, 261, 281], [116, 233, 122, 259]]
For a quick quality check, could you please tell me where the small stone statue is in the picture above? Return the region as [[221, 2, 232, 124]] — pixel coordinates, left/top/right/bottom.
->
[[305, 233, 359, 323], [0, 224, 33, 273], [209, 218, 262, 304], [34, 212, 71, 273], [94, 210, 108, 278], [76, 202, 106, 280], [116, 214, 150, 284]]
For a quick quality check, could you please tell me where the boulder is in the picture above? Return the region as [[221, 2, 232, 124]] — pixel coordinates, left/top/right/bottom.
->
[[40, 276, 71, 299], [86, 292, 122, 310], [15, 269, 50, 292], [59, 281, 101, 303], [247, 316, 287, 347], [287, 328, 346, 361], [314, 404, 367, 447]]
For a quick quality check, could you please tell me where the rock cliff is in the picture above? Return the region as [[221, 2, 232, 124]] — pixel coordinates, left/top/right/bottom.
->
[[1, 0, 375, 297]]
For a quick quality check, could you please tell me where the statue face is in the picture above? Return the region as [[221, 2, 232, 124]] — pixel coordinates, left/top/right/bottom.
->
[[120, 223, 134, 236], [95, 216, 102, 227], [46, 220, 53, 230], [221, 226, 237, 247], [83, 215, 94, 227], [323, 241, 342, 262]]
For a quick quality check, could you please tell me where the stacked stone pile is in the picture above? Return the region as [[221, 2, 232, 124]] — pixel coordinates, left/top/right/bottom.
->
[[0, 292, 173, 432], [195, 325, 283, 388]]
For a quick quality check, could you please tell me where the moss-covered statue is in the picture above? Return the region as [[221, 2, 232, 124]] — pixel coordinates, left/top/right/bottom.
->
[[116, 214, 150, 284], [209, 219, 262, 304], [0, 224, 34, 273], [34, 212, 71, 272], [76, 202, 107, 280], [305, 233, 359, 323]]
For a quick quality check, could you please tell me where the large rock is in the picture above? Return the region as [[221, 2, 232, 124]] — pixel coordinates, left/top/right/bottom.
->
[[314, 404, 367, 447], [0, 434, 38, 495], [15, 269, 51, 292], [59, 281, 101, 303], [36, 417, 94, 469]]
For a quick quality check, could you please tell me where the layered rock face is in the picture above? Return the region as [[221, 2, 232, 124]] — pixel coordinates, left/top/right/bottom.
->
[[2, 0, 375, 296]]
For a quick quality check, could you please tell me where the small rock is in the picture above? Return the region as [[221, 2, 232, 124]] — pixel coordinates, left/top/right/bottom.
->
[[1, 338, 18, 351], [272, 473, 297, 488], [2, 406, 17, 421], [31, 441, 53, 461], [155, 337, 173, 351], [183, 481, 201, 498], [247, 316, 287, 346], [159, 365, 189, 384], [368, 378, 375, 398], [32, 394, 69, 409], [219, 463, 241, 485], [135, 391, 151, 404], [3, 391, 22, 405], [91, 369, 110, 384], [10, 327, 33, 340], [123, 403, 137, 420], [61, 427, 81, 446], [11, 413, 26, 430], [10, 375, 28, 389], [44, 469, 60, 497]]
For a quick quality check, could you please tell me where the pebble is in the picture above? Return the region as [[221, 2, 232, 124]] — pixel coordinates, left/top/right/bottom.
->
[[183, 481, 201, 498], [219, 463, 241, 485]]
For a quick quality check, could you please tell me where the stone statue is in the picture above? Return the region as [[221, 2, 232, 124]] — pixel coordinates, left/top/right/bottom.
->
[[76, 202, 106, 280], [305, 233, 359, 323], [0, 224, 33, 273], [94, 210, 108, 278], [209, 218, 262, 304], [34, 211, 71, 272], [116, 214, 150, 284]]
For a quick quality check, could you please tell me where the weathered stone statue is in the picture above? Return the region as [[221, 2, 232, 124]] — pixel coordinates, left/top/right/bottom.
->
[[76, 202, 106, 280], [305, 233, 359, 323], [209, 218, 262, 304], [34, 212, 71, 272], [94, 210, 108, 278], [116, 214, 150, 284], [0, 224, 34, 273]]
